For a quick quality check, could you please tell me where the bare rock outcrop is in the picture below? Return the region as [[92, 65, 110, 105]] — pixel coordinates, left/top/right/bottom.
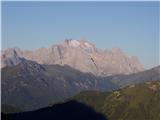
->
[[1, 39, 144, 75]]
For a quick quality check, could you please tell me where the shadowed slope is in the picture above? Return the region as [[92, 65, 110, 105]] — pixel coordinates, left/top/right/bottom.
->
[[2, 61, 117, 111], [3, 101, 107, 120]]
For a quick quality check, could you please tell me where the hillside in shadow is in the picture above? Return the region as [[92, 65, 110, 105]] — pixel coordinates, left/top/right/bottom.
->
[[2, 100, 107, 120], [2, 62, 117, 111]]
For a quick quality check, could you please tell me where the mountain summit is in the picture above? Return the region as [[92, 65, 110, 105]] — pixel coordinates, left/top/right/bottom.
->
[[1, 39, 144, 75], [64, 39, 97, 52]]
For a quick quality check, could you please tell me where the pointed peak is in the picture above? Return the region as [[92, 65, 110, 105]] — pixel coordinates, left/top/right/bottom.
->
[[64, 39, 80, 47], [63, 38, 97, 53], [64, 39, 91, 47], [3, 47, 23, 57]]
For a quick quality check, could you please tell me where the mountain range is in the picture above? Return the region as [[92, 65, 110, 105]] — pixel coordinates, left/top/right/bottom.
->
[[1, 39, 159, 112], [2, 39, 144, 76]]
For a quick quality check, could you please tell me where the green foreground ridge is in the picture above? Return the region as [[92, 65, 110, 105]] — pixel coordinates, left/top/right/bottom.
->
[[73, 81, 160, 120]]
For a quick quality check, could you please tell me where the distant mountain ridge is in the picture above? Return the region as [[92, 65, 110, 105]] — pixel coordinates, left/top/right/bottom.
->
[[1, 39, 144, 76], [110, 65, 160, 87]]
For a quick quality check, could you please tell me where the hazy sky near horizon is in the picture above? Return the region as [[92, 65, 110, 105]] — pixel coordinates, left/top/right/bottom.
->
[[2, 1, 159, 69]]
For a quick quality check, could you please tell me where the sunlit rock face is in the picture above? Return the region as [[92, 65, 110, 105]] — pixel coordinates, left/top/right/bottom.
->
[[1, 48, 26, 68], [1, 39, 144, 75]]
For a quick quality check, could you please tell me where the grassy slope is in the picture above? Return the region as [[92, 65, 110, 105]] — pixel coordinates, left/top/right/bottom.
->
[[73, 81, 160, 120]]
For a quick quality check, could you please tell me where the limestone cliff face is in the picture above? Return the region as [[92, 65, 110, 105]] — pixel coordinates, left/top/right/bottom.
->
[[1, 39, 144, 75]]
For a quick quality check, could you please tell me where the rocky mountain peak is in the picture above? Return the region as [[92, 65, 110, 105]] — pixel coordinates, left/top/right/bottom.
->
[[1, 39, 144, 75], [64, 39, 96, 51], [64, 39, 80, 47], [2, 48, 20, 58], [1, 48, 26, 68]]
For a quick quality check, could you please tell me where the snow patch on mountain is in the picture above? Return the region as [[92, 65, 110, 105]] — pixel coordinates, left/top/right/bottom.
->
[[69, 40, 80, 47], [84, 42, 93, 48]]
